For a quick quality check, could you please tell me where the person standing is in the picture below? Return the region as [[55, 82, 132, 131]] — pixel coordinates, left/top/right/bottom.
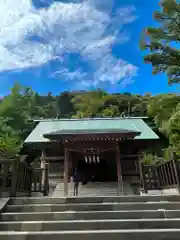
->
[[73, 170, 80, 196]]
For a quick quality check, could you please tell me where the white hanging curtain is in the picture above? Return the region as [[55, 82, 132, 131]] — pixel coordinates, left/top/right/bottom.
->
[[88, 155, 92, 163], [84, 153, 100, 163]]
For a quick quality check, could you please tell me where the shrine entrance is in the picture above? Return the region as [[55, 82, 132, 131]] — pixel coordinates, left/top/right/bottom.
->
[[44, 130, 141, 196], [72, 151, 117, 182]]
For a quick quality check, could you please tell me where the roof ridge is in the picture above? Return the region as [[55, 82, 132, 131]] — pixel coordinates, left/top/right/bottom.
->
[[34, 117, 148, 122]]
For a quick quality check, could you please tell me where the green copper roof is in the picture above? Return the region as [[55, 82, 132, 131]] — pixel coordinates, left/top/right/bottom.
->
[[24, 118, 159, 143]]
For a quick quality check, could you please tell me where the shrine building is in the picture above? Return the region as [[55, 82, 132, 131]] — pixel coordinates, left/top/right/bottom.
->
[[24, 117, 160, 196]]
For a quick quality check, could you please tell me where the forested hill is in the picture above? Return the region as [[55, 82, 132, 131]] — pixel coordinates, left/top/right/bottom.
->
[[0, 83, 179, 157]]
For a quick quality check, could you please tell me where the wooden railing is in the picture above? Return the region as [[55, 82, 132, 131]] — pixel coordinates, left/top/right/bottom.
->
[[157, 160, 180, 190], [0, 158, 49, 197], [140, 157, 180, 194], [0, 159, 13, 197]]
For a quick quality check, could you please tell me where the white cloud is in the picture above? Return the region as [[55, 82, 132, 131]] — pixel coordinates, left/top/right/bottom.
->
[[94, 56, 137, 85], [53, 68, 87, 81], [0, 0, 138, 87]]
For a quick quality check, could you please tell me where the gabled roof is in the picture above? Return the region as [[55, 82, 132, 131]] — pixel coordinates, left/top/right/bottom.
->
[[24, 118, 159, 144]]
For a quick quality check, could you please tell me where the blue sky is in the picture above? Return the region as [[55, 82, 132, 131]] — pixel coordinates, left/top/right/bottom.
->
[[0, 0, 179, 96]]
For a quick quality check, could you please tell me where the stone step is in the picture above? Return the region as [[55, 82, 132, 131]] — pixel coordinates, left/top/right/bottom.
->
[[5, 202, 180, 213], [2, 219, 180, 231], [2, 210, 176, 221], [54, 192, 120, 197], [0, 229, 180, 240], [52, 189, 119, 197], [2, 196, 180, 240], [9, 195, 180, 205], [0, 209, 175, 221], [51, 182, 135, 197]]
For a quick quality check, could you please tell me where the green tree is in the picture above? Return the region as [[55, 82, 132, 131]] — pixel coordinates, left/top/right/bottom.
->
[[0, 134, 21, 158], [147, 94, 180, 136], [0, 83, 57, 141], [131, 94, 152, 116], [72, 90, 107, 117], [56, 92, 75, 118], [169, 103, 180, 155], [101, 105, 120, 117], [141, 0, 180, 84]]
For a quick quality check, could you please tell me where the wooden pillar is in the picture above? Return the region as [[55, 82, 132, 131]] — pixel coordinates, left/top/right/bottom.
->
[[10, 159, 19, 197], [116, 144, 123, 195], [41, 149, 46, 183], [64, 148, 69, 197], [138, 154, 145, 194], [68, 151, 73, 181], [44, 163, 49, 196]]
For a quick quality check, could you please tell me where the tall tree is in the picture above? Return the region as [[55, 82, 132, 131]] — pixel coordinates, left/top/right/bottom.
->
[[0, 83, 57, 140], [141, 0, 180, 84], [72, 90, 107, 118], [56, 92, 75, 118], [169, 103, 180, 155], [147, 94, 180, 136]]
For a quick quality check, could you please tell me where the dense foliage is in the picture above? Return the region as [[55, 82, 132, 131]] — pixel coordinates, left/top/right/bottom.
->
[[0, 83, 179, 158], [141, 0, 180, 85]]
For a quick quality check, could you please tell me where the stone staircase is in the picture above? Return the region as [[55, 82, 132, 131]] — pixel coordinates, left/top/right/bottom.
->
[[1, 195, 180, 239], [51, 181, 135, 197]]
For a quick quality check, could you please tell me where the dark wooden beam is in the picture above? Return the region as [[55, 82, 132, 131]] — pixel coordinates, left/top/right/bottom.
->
[[64, 148, 69, 196], [44, 131, 139, 142], [64, 140, 117, 153], [116, 144, 123, 195], [40, 149, 46, 184], [61, 133, 136, 142]]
